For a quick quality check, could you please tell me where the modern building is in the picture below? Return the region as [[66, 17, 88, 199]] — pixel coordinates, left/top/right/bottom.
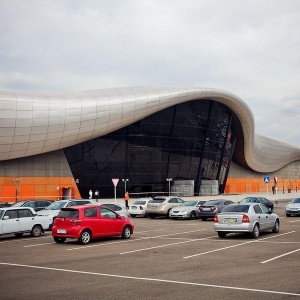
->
[[0, 86, 300, 202]]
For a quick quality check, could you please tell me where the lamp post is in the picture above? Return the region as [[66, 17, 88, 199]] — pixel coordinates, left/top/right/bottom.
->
[[166, 178, 172, 196], [122, 178, 129, 195], [12, 178, 21, 202]]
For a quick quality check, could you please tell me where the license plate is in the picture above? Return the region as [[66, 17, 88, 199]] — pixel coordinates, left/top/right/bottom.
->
[[131, 206, 137, 209], [223, 218, 237, 223], [57, 229, 66, 234], [202, 208, 211, 211]]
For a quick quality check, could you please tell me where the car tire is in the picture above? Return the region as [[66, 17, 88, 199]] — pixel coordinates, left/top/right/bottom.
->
[[286, 213, 291, 217], [217, 232, 227, 238], [78, 230, 91, 245], [202, 217, 207, 221], [272, 219, 280, 233], [54, 237, 66, 243], [251, 224, 259, 239], [31, 225, 42, 237], [130, 214, 136, 218], [14, 233, 24, 238], [190, 211, 196, 220], [148, 214, 155, 219], [121, 226, 131, 239], [166, 209, 171, 218]]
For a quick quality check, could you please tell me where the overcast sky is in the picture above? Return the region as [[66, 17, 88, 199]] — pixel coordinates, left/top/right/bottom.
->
[[0, 0, 300, 146]]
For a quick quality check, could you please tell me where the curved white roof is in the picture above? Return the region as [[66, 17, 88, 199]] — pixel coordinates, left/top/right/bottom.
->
[[0, 86, 300, 172]]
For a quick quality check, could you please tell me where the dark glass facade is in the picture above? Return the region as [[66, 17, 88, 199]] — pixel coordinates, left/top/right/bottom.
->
[[64, 100, 236, 199]]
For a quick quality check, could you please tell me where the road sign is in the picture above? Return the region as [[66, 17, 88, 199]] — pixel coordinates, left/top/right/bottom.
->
[[112, 178, 119, 187], [264, 177, 270, 184]]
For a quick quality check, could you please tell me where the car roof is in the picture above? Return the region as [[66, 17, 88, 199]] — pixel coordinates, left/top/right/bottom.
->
[[0, 206, 36, 211]]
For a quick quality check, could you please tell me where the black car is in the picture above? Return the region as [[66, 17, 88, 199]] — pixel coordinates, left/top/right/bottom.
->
[[10, 200, 54, 212], [198, 199, 235, 220], [239, 197, 274, 211]]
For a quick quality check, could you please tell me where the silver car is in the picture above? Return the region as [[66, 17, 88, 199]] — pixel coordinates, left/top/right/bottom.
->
[[214, 203, 280, 239], [99, 203, 129, 218], [169, 200, 206, 220], [128, 198, 152, 218], [285, 198, 300, 217]]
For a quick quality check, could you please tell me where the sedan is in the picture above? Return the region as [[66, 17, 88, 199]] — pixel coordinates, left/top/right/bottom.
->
[[214, 203, 280, 238], [169, 200, 207, 220], [99, 203, 129, 218], [10, 200, 53, 212], [128, 198, 152, 218], [52, 205, 134, 244], [285, 198, 300, 217], [239, 197, 274, 211], [198, 199, 235, 220]]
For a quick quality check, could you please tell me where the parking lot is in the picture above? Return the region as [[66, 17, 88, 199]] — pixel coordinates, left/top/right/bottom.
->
[[0, 200, 299, 299]]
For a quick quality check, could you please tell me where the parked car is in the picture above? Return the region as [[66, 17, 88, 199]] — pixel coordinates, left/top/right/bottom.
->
[[214, 203, 280, 238], [37, 199, 92, 228], [10, 200, 53, 212], [0, 207, 52, 238], [128, 198, 152, 217], [146, 196, 185, 218], [98, 203, 129, 218], [0, 202, 11, 208], [198, 199, 235, 220], [52, 205, 134, 244], [239, 197, 274, 211], [169, 200, 207, 220], [285, 198, 300, 217]]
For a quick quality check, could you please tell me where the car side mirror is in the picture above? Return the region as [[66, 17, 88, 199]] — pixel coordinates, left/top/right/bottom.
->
[[3, 216, 9, 220]]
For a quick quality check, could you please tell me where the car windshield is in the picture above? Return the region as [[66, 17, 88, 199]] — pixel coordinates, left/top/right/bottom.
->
[[0, 210, 4, 219], [10, 201, 26, 207], [222, 205, 250, 213], [149, 199, 165, 203], [133, 200, 146, 205], [240, 198, 257, 203], [291, 198, 300, 204], [57, 209, 79, 218], [181, 201, 197, 206], [45, 201, 68, 210]]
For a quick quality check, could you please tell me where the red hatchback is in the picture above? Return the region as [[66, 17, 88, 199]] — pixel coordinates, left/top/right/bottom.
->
[[52, 205, 134, 245]]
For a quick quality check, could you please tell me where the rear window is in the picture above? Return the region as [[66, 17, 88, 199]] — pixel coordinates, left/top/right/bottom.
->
[[222, 205, 249, 213], [149, 199, 165, 204], [205, 200, 222, 206], [133, 200, 146, 205], [57, 209, 79, 219]]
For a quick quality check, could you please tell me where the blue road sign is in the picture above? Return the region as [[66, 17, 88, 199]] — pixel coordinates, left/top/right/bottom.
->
[[264, 176, 270, 184]]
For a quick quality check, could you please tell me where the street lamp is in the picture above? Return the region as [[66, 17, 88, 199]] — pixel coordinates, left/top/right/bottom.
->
[[122, 178, 129, 195], [12, 178, 21, 202], [166, 178, 172, 196]]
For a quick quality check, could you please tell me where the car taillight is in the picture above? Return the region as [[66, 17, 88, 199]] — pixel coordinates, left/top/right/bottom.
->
[[139, 206, 143, 210], [214, 215, 219, 223], [70, 219, 81, 225], [199, 207, 203, 211], [242, 215, 250, 223], [212, 206, 218, 211]]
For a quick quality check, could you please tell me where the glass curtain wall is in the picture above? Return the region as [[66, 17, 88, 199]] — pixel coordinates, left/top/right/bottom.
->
[[64, 100, 236, 198]]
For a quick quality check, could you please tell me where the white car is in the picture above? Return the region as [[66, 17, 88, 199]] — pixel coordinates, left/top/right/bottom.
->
[[0, 207, 52, 237], [98, 203, 129, 218], [37, 199, 92, 228], [285, 198, 300, 217], [128, 198, 152, 217]]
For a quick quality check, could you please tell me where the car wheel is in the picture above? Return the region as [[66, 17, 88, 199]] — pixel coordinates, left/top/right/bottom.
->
[[166, 209, 171, 218], [272, 219, 280, 233], [189, 211, 196, 220], [78, 230, 91, 245], [286, 213, 291, 217], [148, 214, 155, 219], [217, 232, 227, 238], [130, 214, 136, 218], [54, 237, 66, 243], [14, 233, 23, 238], [202, 217, 207, 221], [31, 225, 42, 237], [121, 226, 131, 239], [251, 224, 259, 239]]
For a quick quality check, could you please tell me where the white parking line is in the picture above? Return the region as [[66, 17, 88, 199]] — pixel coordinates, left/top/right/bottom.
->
[[67, 229, 207, 251], [261, 248, 300, 264], [290, 220, 300, 223], [119, 236, 216, 255], [24, 242, 54, 248], [0, 262, 299, 297], [184, 231, 296, 259]]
